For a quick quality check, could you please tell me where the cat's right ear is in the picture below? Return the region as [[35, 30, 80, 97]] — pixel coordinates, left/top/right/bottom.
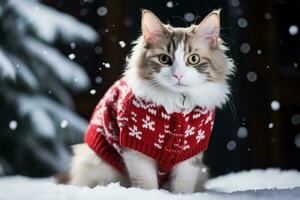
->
[[141, 10, 165, 44]]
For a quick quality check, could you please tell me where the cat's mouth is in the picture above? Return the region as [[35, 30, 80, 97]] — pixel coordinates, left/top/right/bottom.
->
[[173, 82, 188, 87]]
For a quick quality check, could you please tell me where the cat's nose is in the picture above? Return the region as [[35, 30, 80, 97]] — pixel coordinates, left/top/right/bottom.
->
[[172, 73, 183, 80]]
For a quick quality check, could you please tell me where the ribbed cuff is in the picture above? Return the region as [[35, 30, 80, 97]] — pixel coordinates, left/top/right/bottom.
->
[[85, 125, 126, 174], [119, 132, 210, 173]]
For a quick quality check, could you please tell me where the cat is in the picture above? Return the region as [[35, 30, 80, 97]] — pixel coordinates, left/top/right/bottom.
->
[[69, 9, 235, 193]]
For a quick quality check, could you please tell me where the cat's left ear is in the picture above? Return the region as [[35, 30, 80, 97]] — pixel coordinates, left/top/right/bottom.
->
[[195, 9, 221, 47], [141, 9, 166, 44]]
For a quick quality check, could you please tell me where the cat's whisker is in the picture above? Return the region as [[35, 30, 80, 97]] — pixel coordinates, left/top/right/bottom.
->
[[227, 97, 237, 121], [220, 34, 235, 43]]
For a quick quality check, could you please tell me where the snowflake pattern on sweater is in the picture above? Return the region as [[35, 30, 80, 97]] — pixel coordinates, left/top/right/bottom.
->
[[85, 78, 216, 183]]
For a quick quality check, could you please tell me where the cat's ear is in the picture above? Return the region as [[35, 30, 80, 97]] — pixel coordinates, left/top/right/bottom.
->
[[141, 10, 166, 43], [195, 9, 221, 47]]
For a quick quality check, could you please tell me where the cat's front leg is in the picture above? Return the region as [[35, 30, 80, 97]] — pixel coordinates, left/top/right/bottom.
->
[[122, 148, 159, 189], [170, 153, 208, 193]]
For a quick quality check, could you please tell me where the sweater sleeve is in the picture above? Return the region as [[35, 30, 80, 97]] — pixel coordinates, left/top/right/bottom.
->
[[92, 86, 120, 140], [84, 86, 126, 173]]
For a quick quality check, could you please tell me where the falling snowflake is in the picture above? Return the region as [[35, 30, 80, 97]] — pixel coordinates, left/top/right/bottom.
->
[[102, 62, 111, 68], [142, 115, 155, 131], [129, 125, 142, 140], [257, 49, 262, 55], [268, 123, 274, 129], [185, 125, 195, 137], [201, 167, 208, 173], [95, 76, 102, 84], [90, 89, 96, 95], [60, 120, 68, 128], [97, 6, 108, 16], [265, 12, 272, 20], [237, 126, 248, 138], [119, 41, 126, 48], [9, 120, 18, 130], [166, 1, 174, 8], [184, 13, 195, 22], [247, 71, 257, 82], [291, 114, 300, 125], [68, 53, 76, 60], [240, 43, 251, 54], [196, 130, 205, 143], [289, 25, 298, 36], [237, 18, 248, 28], [227, 140, 236, 151], [70, 42, 76, 49], [271, 100, 280, 111]]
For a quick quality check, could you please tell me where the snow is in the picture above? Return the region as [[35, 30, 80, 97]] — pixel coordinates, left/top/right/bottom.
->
[[90, 89, 97, 95], [184, 13, 195, 22], [68, 53, 76, 60], [23, 37, 90, 91], [0, 169, 300, 200], [289, 25, 298, 36], [226, 140, 237, 150], [8, 0, 98, 43], [119, 41, 126, 48], [95, 76, 102, 84], [268, 123, 274, 129], [237, 18, 248, 28], [246, 71, 257, 82], [70, 42, 76, 49], [97, 6, 108, 16], [166, 1, 174, 8], [257, 49, 262, 55], [60, 120, 69, 128], [270, 101, 280, 111], [264, 13, 272, 20], [237, 126, 248, 138], [8, 53, 40, 90], [0, 48, 16, 80], [4, 92, 88, 141], [103, 62, 111, 68], [240, 43, 251, 54], [291, 114, 300, 125], [8, 120, 18, 130]]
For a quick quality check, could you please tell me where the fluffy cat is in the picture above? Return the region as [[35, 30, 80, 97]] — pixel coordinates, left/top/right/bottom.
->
[[69, 9, 234, 193]]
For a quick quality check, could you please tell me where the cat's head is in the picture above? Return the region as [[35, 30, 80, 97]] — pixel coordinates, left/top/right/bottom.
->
[[125, 10, 235, 111]]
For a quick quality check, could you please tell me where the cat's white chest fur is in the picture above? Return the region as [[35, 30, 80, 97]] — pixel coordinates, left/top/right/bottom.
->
[[125, 67, 230, 114], [125, 70, 196, 114]]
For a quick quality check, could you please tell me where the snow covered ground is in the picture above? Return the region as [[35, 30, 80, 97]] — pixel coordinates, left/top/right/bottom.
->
[[0, 169, 300, 200]]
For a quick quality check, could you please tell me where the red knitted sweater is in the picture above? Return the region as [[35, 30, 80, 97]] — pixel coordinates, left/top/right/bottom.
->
[[85, 78, 215, 184]]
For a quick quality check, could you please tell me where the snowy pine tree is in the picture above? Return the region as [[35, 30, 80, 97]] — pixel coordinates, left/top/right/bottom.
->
[[0, 0, 98, 176]]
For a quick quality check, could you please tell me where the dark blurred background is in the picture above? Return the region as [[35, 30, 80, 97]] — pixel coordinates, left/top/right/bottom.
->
[[0, 0, 299, 178]]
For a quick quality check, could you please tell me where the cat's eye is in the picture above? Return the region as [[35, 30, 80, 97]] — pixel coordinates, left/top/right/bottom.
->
[[187, 54, 200, 65], [158, 54, 172, 65]]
